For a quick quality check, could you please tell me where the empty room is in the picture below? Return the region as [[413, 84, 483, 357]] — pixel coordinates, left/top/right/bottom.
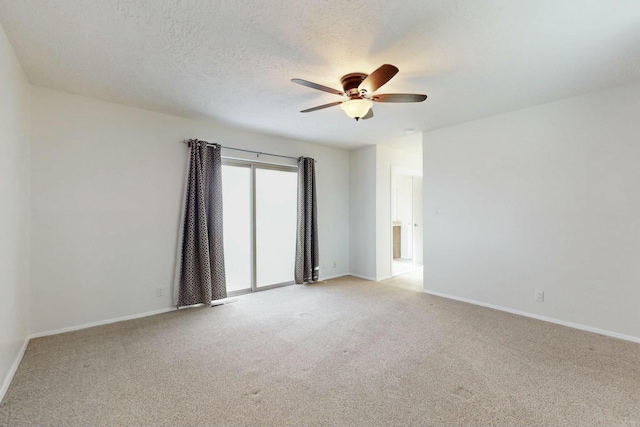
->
[[1, 1, 640, 426]]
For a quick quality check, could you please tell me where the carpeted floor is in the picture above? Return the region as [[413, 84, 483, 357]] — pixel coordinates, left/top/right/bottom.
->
[[2, 275, 640, 426]]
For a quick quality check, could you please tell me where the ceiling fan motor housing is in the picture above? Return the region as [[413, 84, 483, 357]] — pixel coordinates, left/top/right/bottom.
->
[[341, 73, 367, 98]]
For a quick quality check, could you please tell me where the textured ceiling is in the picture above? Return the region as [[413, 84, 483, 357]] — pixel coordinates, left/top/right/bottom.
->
[[1, 0, 639, 149]]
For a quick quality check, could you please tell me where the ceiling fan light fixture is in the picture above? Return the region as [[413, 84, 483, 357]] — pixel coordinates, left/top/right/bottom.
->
[[340, 99, 373, 121]]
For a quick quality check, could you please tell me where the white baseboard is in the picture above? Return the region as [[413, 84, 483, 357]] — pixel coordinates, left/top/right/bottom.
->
[[0, 337, 29, 403], [348, 273, 377, 281], [423, 289, 640, 344], [319, 273, 349, 281], [29, 307, 176, 339]]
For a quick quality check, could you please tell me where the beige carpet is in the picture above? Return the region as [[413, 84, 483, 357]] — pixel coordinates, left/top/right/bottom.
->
[[1, 275, 640, 426]]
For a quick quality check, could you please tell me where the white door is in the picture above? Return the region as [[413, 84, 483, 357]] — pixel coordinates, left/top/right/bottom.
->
[[412, 176, 424, 267]]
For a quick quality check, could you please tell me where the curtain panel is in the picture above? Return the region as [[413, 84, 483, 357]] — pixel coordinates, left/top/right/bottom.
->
[[294, 157, 319, 284], [177, 139, 227, 306]]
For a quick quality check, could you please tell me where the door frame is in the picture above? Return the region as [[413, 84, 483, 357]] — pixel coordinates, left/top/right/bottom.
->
[[390, 166, 423, 277]]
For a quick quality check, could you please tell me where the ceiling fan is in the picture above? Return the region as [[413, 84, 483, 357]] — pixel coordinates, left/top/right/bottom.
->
[[292, 64, 427, 121]]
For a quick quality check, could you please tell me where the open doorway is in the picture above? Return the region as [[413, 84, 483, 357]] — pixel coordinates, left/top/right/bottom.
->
[[391, 167, 423, 277]]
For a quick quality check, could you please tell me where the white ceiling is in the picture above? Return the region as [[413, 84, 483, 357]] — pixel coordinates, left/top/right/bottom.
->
[[1, 0, 639, 150]]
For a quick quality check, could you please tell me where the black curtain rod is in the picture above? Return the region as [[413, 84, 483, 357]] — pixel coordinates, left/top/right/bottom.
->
[[183, 140, 301, 161]]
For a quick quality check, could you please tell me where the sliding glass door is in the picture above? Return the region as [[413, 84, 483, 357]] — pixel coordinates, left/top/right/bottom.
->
[[255, 168, 298, 288], [222, 161, 297, 294], [221, 164, 252, 292]]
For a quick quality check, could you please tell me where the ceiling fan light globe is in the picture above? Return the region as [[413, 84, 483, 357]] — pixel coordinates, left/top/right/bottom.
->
[[340, 99, 373, 120]]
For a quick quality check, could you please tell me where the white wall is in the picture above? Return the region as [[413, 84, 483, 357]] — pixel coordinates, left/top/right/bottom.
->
[[376, 144, 422, 280], [349, 141, 422, 281], [0, 22, 30, 397], [30, 86, 350, 334], [349, 145, 377, 280], [423, 82, 640, 340]]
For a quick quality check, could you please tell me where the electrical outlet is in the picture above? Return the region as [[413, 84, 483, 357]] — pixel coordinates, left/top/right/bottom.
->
[[332, 261, 337, 268], [535, 290, 544, 302], [156, 287, 164, 297]]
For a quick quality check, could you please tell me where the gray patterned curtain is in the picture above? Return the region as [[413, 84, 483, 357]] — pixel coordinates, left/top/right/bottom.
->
[[294, 157, 319, 284], [177, 139, 227, 306]]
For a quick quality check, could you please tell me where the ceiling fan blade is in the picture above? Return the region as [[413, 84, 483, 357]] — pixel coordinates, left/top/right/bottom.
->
[[291, 78, 344, 96], [371, 93, 427, 103], [361, 109, 374, 120], [300, 101, 343, 113], [358, 64, 399, 94]]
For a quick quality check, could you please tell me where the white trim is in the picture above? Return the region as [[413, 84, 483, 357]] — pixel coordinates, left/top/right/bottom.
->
[[0, 337, 29, 403], [318, 273, 349, 281], [348, 273, 377, 281], [423, 289, 640, 344], [28, 307, 176, 339]]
